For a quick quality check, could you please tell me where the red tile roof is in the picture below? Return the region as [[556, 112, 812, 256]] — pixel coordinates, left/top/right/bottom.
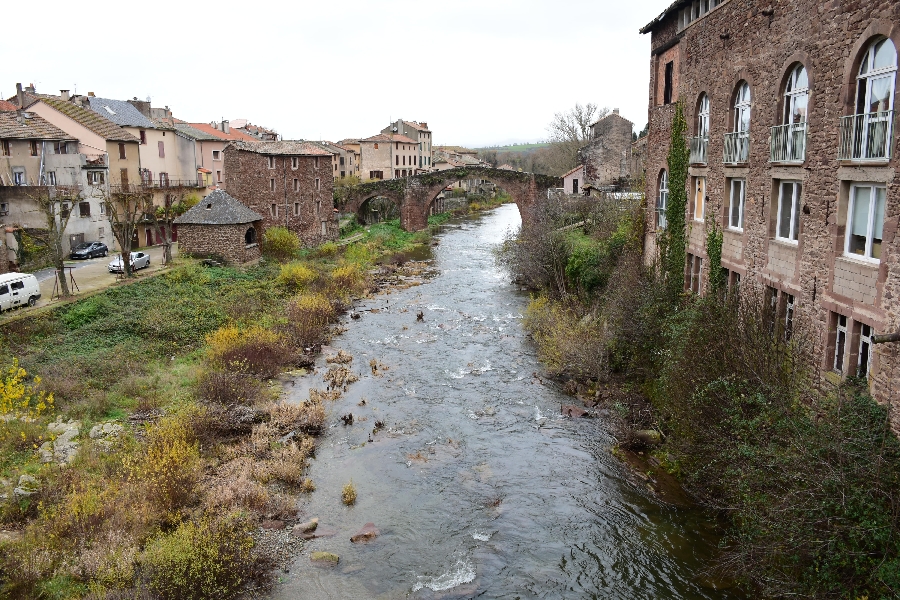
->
[[188, 122, 260, 142], [0, 100, 18, 112], [361, 133, 417, 144]]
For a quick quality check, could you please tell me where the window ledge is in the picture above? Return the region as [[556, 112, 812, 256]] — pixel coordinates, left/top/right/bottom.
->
[[771, 238, 799, 247], [839, 253, 880, 268], [246, 243, 259, 249], [726, 227, 744, 234]]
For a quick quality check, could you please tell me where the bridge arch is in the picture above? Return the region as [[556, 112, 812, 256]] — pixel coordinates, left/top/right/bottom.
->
[[341, 167, 562, 231]]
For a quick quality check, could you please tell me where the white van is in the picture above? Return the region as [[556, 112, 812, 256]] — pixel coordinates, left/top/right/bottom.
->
[[0, 273, 41, 312]]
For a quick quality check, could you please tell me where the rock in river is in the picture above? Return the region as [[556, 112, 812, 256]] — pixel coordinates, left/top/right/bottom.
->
[[350, 522, 380, 543], [310, 551, 340, 565]]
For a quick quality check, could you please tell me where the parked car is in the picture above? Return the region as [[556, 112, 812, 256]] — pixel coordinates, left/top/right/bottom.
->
[[0, 273, 41, 312], [108, 251, 150, 273], [70, 241, 108, 260]]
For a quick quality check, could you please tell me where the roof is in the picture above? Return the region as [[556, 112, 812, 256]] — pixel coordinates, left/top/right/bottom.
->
[[87, 97, 156, 129], [173, 189, 263, 225], [226, 140, 333, 156], [187, 122, 259, 142], [0, 112, 77, 141], [589, 111, 634, 128], [361, 133, 417, 144], [497, 164, 517, 171], [404, 121, 430, 131], [640, 0, 687, 34], [0, 100, 18, 112], [174, 122, 223, 142], [562, 164, 584, 178], [37, 98, 139, 142]]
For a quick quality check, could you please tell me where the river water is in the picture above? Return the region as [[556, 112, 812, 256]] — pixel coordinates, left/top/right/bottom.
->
[[271, 204, 743, 599]]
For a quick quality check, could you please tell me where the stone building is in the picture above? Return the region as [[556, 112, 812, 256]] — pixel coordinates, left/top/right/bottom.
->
[[223, 140, 337, 246], [640, 0, 900, 430], [173, 189, 262, 264], [580, 109, 635, 190]]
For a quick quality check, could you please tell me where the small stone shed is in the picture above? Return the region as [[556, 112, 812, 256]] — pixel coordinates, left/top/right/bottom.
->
[[174, 189, 263, 264]]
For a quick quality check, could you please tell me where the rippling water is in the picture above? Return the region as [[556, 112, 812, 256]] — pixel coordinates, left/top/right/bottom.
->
[[270, 204, 743, 599]]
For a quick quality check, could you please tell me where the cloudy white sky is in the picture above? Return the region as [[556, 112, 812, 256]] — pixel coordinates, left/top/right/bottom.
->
[[1, 0, 667, 148]]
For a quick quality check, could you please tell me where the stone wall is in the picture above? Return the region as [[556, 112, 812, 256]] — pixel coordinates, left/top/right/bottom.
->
[[223, 149, 338, 247], [642, 0, 900, 430], [583, 113, 634, 187], [177, 222, 261, 265]]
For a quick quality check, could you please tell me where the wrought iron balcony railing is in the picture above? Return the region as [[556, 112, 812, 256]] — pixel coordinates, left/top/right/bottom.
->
[[689, 135, 708, 164], [838, 111, 894, 161], [723, 131, 750, 164], [769, 122, 807, 163]]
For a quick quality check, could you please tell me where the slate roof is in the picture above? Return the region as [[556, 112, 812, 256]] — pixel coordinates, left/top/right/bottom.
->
[[640, 0, 687, 34], [0, 100, 18, 112], [87, 97, 156, 129], [188, 122, 259, 142], [38, 98, 139, 142], [361, 133, 417, 144], [174, 122, 222, 141], [227, 140, 333, 156], [174, 189, 263, 225], [0, 112, 76, 140]]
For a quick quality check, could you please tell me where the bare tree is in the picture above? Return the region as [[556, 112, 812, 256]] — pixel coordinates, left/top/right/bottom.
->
[[544, 103, 609, 176], [25, 185, 80, 297], [105, 185, 152, 277], [145, 189, 198, 265]]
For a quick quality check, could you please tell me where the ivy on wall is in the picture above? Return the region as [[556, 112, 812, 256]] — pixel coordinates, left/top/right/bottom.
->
[[659, 101, 689, 300]]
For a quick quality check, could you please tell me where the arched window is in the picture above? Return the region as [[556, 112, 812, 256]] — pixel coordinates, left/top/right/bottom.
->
[[725, 81, 751, 163], [245, 226, 257, 245], [657, 170, 669, 229], [773, 64, 809, 162], [690, 94, 710, 164], [842, 38, 897, 160]]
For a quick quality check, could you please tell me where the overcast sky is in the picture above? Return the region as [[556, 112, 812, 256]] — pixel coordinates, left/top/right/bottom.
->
[[1, 0, 666, 148]]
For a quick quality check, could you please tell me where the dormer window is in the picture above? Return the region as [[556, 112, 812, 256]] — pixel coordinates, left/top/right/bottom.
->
[[206, 203, 212, 210]]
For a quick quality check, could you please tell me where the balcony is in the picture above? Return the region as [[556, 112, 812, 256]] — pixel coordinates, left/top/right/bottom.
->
[[769, 122, 807, 163], [689, 136, 708, 164], [723, 131, 749, 164], [138, 178, 206, 189], [838, 111, 894, 162]]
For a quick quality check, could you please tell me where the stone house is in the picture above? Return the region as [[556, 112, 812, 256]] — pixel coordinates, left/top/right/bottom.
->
[[380, 119, 433, 172], [173, 189, 262, 264], [580, 109, 634, 190], [223, 140, 337, 246], [640, 0, 900, 430], [185, 121, 259, 189], [359, 133, 419, 180]]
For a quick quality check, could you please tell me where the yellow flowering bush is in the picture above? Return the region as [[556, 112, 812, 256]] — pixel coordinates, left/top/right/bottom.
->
[[0, 358, 54, 420], [276, 262, 318, 291]]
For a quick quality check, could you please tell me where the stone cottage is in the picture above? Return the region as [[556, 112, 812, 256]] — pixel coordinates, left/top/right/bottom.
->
[[173, 189, 262, 264]]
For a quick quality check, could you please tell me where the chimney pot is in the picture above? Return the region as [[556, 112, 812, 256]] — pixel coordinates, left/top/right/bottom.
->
[[60, 90, 70, 102], [613, 108, 619, 115], [223, 120, 230, 134]]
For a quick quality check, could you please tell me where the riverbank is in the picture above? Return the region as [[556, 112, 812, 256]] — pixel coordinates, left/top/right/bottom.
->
[[0, 214, 455, 598], [501, 193, 900, 599]]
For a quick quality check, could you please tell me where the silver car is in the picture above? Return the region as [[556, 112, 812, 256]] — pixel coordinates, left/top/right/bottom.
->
[[108, 251, 150, 273]]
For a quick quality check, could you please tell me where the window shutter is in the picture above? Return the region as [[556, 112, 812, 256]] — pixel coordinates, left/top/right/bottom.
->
[[158, 141, 165, 158]]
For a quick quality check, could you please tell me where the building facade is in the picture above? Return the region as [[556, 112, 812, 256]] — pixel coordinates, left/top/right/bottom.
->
[[641, 0, 900, 430], [380, 119, 433, 172], [581, 109, 635, 190], [223, 141, 337, 246], [359, 134, 419, 180]]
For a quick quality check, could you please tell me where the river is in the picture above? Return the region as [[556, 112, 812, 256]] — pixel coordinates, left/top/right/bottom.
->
[[270, 204, 743, 599]]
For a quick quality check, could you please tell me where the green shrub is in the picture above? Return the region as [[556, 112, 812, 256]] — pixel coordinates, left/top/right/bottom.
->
[[61, 296, 114, 330], [139, 513, 258, 600], [263, 227, 300, 262]]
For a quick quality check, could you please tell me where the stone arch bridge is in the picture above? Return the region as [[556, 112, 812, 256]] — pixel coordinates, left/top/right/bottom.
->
[[340, 167, 562, 231]]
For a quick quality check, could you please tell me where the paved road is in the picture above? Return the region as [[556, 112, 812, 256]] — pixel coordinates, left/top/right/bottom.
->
[[27, 244, 179, 311]]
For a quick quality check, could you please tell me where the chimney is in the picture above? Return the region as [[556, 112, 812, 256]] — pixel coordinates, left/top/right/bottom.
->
[[60, 90, 70, 102], [88, 92, 95, 97], [25, 84, 35, 94], [223, 120, 230, 134], [613, 108, 620, 115], [16, 83, 24, 109]]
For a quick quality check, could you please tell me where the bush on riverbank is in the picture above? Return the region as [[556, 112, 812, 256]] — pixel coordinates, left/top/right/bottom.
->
[[503, 191, 900, 599], [0, 213, 451, 597]]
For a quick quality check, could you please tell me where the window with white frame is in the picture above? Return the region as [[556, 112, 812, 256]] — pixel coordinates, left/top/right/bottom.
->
[[734, 82, 751, 133], [776, 181, 802, 242], [784, 64, 809, 125], [212, 150, 221, 160], [693, 176, 705, 221], [857, 322, 873, 378], [728, 178, 745, 230], [87, 171, 105, 185], [834, 314, 848, 373], [856, 38, 896, 116], [657, 170, 668, 228], [47, 171, 57, 186], [846, 184, 886, 260], [13, 171, 25, 185], [697, 93, 710, 138]]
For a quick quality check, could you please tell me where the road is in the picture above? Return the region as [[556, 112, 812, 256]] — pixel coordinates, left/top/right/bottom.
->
[[27, 244, 179, 310]]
